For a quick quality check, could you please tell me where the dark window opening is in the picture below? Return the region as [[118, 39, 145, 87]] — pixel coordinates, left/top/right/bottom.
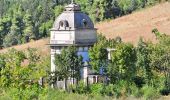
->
[[60, 21, 64, 27], [82, 19, 87, 27], [59, 20, 69, 29]]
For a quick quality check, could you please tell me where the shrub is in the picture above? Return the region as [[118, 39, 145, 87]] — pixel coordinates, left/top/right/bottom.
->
[[160, 88, 170, 96], [0, 85, 47, 100], [133, 76, 145, 88], [68, 80, 89, 94], [90, 83, 103, 95], [128, 84, 142, 98], [141, 85, 160, 100], [112, 80, 129, 98]]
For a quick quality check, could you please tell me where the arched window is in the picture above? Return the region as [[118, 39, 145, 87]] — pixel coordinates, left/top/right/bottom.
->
[[82, 19, 87, 27], [64, 21, 69, 27], [59, 20, 69, 30], [59, 21, 64, 27]]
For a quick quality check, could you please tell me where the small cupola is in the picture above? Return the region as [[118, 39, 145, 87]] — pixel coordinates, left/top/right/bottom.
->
[[65, 2, 81, 11], [52, 1, 95, 30]]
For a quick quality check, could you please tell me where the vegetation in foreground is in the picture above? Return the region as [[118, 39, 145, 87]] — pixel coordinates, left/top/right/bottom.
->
[[0, 29, 170, 100]]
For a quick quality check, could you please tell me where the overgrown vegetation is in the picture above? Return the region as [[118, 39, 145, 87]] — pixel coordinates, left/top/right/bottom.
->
[[1, 0, 170, 99], [0, 0, 166, 48], [1, 30, 170, 99]]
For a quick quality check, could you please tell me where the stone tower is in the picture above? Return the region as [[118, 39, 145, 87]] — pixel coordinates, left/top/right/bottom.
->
[[49, 2, 97, 78]]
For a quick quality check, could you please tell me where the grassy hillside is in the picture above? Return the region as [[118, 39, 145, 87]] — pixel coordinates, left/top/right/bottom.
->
[[96, 2, 170, 45], [0, 38, 50, 55], [0, 2, 170, 53]]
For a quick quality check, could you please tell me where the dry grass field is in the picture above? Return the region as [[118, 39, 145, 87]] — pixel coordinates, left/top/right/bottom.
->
[[0, 38, 50, 55], [96, 2, 170, 45], [0, 2, 170, 54]]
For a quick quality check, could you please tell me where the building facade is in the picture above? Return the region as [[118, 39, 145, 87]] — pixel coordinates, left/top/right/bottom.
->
[[49, 2, 97, 86]]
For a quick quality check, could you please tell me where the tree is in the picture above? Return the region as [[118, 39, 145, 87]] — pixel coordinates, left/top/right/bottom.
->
[[0, 17, 12, 47], [151, 30, 170, 91], [152, 52, 170, 90], [23, 12, 34, 42], [136, 38, 152, 86], [89, 34, 108, 72], [0, 54, 5, 75], [109, 43, 136, 84], [0, 49, 26, 87], [54, 46, 83, 90], [2, 5, 25, 47]]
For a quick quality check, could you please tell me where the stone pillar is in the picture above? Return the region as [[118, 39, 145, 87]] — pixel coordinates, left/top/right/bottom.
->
[[83, 67, 88, 83], [51, 54, 55, 72]]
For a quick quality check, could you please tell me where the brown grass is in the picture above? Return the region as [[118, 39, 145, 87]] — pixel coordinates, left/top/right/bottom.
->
[[0, 2, 170, 53], [96, 2, 170, 45], [0, 38, 50, 55]]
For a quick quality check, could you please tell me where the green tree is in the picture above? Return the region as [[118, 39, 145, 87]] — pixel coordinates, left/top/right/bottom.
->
[[23, 12, 34, 42], [0, 48, 43, 89], [89, 34, 108, 72], [136, 38, 153, 86], [0, 17, 12, 47], [109, 43, 136, 84], [0, 49, 25, 87], [54, 46, 83, 90], [151, 31, 170, 91]]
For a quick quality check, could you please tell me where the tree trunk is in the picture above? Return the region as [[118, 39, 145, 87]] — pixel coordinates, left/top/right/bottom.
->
[[56, 77, 58, 89], [64, 78, 68, 91]]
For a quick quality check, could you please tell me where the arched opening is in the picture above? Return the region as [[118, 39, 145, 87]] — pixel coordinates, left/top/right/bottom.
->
[[60, 21, 64, 27], [82, 19, 87, 27], [59, 20, 69, 30]]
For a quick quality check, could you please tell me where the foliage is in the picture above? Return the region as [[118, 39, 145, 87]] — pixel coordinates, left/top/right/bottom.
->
[[136, 38, 153, 86], [90, 83, 103, 95], [0, 0, 163, 48], [141, 85, 160, 100], [0, 48, 48, 88], [88, 30, 170, 98], [53, 46, 83, 89], [108, 43, 136, 84], [89, 34, 108, 72]]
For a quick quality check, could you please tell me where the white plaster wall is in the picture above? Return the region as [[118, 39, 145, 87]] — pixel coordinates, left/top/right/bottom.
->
[[50, 31, 75, 44]]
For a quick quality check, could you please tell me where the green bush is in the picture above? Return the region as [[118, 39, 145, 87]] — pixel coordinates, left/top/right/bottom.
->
[[160, 88, 170, 96], [141, 85, 160, 100], [129, 84, 142, 98], [112, 80, 129, 98], [0, 85, 47, 100], [74, 80, 89, 94], [101, 84, 114, 96], [90, 83, 103, 95]]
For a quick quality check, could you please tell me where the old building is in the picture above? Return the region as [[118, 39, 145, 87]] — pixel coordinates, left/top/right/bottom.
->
[[49, 1, 98, 87]]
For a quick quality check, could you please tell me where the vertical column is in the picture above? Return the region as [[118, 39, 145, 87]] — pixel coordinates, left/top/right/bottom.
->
[[83, 67, 88, 83], [51, 54, 56, 72], [51, 46, 62, 72]]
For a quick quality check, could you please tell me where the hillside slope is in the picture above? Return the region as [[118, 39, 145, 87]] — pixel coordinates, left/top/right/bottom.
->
[[96, 2, 170, 44], [0, 38, 50, 55], [0, 2, 170, 53]]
